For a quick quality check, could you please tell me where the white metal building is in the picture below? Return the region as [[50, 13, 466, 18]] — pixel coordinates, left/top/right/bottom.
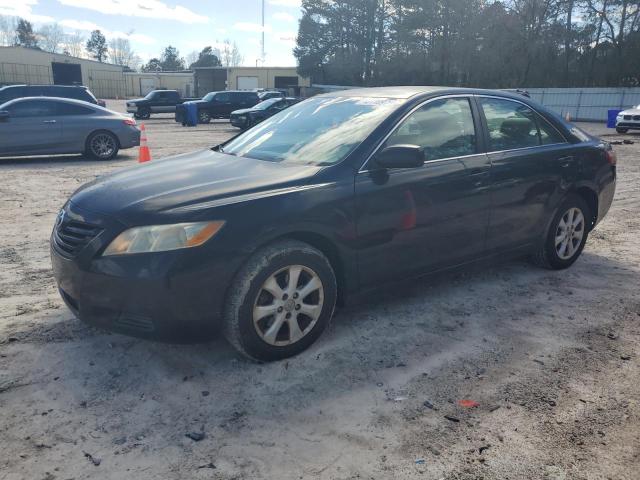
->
[[0, 46, 125, 98]]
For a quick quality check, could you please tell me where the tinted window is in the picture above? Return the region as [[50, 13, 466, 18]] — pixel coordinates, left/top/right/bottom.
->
[[384, 97, 477, 161], [24, 86, 46, 96], [480, 98, 541, 151], [57, 103, 94, 115], [216, 92, 231, 102], [0, 87, 22, 104], [7, 100, 58, 117]]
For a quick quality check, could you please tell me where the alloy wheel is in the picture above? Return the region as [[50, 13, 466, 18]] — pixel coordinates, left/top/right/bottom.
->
[[252, 265, 324, 346], [555, 207, 585, 260], [90, 133, 116, 159]]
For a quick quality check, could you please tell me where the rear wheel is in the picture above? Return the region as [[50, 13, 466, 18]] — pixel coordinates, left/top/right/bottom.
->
[[198, 110, 211, 124], [223, 240, 337, 361], [616, 127, 628, 134], [85, 131, 119, 160], [531, 194, 591, 270]]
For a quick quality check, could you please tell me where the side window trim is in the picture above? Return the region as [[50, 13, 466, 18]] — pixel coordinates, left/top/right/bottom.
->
[[474, 94, 568, 154], [359, 94, 482, 173]]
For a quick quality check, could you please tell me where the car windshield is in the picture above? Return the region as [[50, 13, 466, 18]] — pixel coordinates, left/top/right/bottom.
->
[[203, 92, 217, 102], [253, 98, 280, 110], [221, 96, 403, 166]]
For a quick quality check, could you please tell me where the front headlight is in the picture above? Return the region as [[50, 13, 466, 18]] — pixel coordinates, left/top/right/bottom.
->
[[103, 221, 224, 256]]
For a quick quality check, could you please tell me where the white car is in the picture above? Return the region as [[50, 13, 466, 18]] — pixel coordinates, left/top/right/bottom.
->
[[616, 105, 640, 133]]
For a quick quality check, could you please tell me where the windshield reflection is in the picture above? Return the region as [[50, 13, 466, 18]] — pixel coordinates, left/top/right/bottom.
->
[[222, 96, 403, 166]]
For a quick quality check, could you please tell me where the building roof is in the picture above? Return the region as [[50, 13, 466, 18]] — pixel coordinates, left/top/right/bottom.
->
[[0, 45, 123, 68]]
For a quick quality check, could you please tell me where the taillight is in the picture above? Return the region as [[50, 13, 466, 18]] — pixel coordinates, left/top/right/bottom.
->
[[123, 118, 136, 126], [605, 148, 617, 166]]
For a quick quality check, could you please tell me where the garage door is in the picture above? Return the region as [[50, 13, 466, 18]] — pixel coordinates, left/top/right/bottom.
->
[[237, 76, 259, 90]]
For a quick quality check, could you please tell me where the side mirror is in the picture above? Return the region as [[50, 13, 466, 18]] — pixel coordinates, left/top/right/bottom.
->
[[375, 145, 424, 169], [0, 110, 9, 122]]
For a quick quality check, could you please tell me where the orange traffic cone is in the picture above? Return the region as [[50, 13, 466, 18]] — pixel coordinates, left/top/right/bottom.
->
[[138, 123, 151, 163]]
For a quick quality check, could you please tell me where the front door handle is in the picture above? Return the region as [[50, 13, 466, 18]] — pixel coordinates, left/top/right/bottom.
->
[[43, 119, 57, 124], [558, 156, 573, 167]]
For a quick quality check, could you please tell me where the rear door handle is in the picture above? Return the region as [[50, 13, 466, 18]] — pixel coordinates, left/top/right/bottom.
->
[[558, 156, 573, 167], [43, 120, 57, 124]]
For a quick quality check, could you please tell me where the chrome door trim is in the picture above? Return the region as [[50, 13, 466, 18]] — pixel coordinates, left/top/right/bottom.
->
[[359, 93, 570, 174]]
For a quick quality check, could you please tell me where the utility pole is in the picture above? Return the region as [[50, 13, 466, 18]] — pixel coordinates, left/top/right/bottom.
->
[[261, 0, 265, 64]]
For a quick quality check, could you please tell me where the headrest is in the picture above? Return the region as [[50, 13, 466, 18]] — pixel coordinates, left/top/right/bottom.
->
[[500, 117, 533, 137]]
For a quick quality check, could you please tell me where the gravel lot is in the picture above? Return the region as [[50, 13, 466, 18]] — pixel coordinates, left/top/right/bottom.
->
[[1, 100, 639, 480]]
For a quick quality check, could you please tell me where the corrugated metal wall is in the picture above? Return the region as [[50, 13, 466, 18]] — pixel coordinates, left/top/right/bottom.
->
[[527, 88, 640, 122]]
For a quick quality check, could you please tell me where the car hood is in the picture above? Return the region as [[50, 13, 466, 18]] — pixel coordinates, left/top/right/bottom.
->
[[620, 107, 640, 115], [69, 149, 322, 224], [128, 98, 146, 103], [231, 108, 252, 115]]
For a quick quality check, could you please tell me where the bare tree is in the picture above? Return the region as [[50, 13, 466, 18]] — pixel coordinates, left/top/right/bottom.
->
[[38, 23, 65, 53], [63, 30, 86, 58], [221, 39, 244, 66], [109, 37, 141, 70], [185, 50, 199, 67], [0, 15, 18, 46]]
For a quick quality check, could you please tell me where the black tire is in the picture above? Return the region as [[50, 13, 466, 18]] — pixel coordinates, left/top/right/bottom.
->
[[616, 127, 628, 134], [223, 239, 337, 362], [85, 130, 119, 160], [134, 107, 150, 120], [198, 110, 211, 124], [531, 194, 591, 270]]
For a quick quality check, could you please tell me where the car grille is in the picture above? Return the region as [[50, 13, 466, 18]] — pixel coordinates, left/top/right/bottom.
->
[[53, 219, 102, 256], [634, 115, 640, 121], [624, 115, 631, 120]]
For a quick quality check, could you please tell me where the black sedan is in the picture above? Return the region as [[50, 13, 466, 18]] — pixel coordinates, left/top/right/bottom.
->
[[51, 87, 616, 361], [230, 97, 300, 129]]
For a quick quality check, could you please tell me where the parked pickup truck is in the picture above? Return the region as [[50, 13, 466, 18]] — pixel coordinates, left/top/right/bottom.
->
[[175, 90, 259, 124], [126, 90, 199, 119]]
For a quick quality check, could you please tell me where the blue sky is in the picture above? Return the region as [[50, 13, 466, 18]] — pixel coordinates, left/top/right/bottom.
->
[[0, 0, 302, 66]]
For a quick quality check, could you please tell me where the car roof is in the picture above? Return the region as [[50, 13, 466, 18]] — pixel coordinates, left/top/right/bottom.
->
[[0, 84, 88, 90], [1, 96, 110, 111], [319, 86, 529, 100]]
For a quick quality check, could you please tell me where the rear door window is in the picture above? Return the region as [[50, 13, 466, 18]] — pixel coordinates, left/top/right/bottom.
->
[[480, 97, 567, 150], [384, 97, 477, 161], [479, 98, 540, 151], [56, 103, 94, 115]]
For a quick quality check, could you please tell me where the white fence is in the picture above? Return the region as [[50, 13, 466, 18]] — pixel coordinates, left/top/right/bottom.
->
[[308, 84, 640, 122], [526, 88, 640, 122]]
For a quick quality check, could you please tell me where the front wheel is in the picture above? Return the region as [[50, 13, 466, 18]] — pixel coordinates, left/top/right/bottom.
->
[[223, 240, 337, 361], [616, 127, 628, 134], [134, 107, 150, 120], [531, 194, 591, 270], [85, 131, 119, 160]]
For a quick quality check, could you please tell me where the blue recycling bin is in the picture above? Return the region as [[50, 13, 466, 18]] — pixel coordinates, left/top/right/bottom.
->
[[607, 109, 622, 129], [184, 102, 198, 127]]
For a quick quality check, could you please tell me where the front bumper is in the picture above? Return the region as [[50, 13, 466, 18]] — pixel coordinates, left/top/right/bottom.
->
[[126, 104, 138, 113], [616, 121, 640, 130], [230, 115, 248, 128], [50, 202, 239, 341]]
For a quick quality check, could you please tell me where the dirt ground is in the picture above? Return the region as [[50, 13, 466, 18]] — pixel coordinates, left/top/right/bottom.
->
[[1, 101, 639, 480]]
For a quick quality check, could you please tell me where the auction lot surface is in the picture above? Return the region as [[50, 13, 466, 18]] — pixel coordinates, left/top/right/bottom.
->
[[1, 101, 639, 480]]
